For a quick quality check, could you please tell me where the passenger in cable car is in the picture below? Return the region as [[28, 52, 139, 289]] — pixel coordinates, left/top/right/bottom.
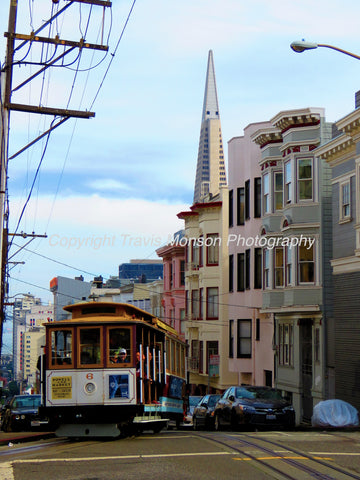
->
[[110, 348, 129, 364]]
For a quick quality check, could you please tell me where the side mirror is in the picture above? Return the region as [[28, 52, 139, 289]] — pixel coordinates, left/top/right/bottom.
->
[[202, 403, 208, 409], [228, 395, 235, 402]]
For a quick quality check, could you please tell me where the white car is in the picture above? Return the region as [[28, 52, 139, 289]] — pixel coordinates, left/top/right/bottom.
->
[[183, 396, 202, 427]]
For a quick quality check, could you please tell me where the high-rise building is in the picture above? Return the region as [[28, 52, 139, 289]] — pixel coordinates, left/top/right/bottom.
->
[[12, 294, 41, 382], [193, 50, 227, 204], [50, 276, 91, 321], [118, 260, 163, 286], [178, 51, 237, 394]]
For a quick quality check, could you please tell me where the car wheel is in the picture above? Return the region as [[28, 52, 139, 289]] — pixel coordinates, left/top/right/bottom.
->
[[214, 413, 221, 432]]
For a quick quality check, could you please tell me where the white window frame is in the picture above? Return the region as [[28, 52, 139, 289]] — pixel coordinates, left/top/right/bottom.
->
[[297, 157, 313, 201], [263, 172, 270, 214], [273, 171, 283, 211], [285, 245, 293, 286], [284, 160, 292, 204], [274, 247, 284, 288], [263, 248, 270, 289], [298, 243, 315, 284], [278, 323, 293, 366], [339, 179, 351, 223]]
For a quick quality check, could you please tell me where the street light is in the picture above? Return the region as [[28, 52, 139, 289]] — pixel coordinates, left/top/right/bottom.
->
[[290, 40, 360, 61]]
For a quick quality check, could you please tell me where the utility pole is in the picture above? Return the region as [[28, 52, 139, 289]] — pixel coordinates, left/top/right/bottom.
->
[[0, 0, 17, 358], [0, 0, 112, 354]]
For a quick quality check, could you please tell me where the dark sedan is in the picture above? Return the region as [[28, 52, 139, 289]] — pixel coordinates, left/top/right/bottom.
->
[[192, 394, 221, 430], [1, 394, 48, 432], [214, 386, 295, 431]]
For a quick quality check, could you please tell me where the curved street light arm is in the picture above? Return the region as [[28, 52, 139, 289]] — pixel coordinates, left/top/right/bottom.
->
[[317, 44, 360, 61]]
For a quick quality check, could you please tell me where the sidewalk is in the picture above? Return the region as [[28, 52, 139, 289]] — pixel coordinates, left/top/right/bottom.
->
[[0, 431, 55, 445]]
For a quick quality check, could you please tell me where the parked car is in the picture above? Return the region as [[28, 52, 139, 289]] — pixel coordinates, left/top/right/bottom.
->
[[183, 396, 202, 427], [1, 394, 49, 432], [192, 394, 221, 430], [214, 386, 295, 431]]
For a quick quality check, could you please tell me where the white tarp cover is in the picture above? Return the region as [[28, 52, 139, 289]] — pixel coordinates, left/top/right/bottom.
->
[[311, 399, 359, 428]]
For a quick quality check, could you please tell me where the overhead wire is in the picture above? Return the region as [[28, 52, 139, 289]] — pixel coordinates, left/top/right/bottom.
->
[[8, 118, 56, 250], [9, 240, 262, 315], [7, 3, 91, 258], [6, 0, 143, 315], [7, 0, 126, 248], [89, 0, 137, 110]]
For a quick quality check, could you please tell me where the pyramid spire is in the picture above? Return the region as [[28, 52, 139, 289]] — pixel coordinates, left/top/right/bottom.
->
[[201, 50, 220, 121], [193, 50, 226, 204]]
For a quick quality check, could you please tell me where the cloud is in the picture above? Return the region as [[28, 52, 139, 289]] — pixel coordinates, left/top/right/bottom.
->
[[9, 194, 187, 237], [86, 179, 132, 192], [8, 194, 188, 300]]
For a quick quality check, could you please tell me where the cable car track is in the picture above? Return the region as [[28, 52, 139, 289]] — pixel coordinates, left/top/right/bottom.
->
[[195, 431, 360, 480]]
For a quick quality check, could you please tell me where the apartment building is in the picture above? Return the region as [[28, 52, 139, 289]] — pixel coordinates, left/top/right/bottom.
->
[[178, 189, 237, 394], [316, 97, 360, 411], [156, 231, 186, 339], [227, 121, 274, 387], [252, 107, 333, 423]]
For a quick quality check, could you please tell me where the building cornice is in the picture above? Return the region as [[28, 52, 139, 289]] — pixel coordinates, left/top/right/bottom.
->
[[260, 304, 321, 314], [271, 108, 323, 132], [331, 255, 360, 275], [316, 133, 355, 166], [336, 108, 360, 138], [177, 211, 198, 219], [156, 244, 185, 257], [191, 201, 222, 211], [251, 127, 282, 147]]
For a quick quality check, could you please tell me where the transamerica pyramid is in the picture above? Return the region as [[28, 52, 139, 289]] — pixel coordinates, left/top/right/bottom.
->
[[193, 50, 227, 204]]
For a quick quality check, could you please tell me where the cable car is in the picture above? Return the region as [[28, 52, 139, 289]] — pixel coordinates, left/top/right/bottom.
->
[[39, 301, 187, 437]]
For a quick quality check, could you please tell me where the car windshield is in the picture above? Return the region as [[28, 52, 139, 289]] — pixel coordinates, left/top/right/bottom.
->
[[208, 395, 220, 407], [12, 396, 41, 409], [235, 387, 284, 401], [189, 396, 202, 407]]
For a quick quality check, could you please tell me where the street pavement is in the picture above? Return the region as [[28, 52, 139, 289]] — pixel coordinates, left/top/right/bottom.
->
[[0, 430, 55, 445], [0, 425, 358, 446]]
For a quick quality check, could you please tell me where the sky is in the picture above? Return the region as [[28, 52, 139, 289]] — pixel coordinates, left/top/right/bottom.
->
[[1, 0, 360, 352]]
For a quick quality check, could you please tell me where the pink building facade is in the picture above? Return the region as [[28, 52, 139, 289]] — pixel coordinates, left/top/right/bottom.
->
[[227, 122, 274, 386], [156, 235, 186, 340]]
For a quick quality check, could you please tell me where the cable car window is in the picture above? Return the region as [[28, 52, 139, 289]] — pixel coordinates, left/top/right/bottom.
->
[[79, 327, 102, 366], [108, 327, 131, 365], [50, 329, 73, 367]]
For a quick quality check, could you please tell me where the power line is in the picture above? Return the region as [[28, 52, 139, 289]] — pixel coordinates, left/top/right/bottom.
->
[[89, 0, 137, 110]]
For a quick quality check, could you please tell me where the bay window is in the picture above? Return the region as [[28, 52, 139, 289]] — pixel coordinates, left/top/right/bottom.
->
[[263, 173, 269, 214], [206, 234, 219, 265], [263, 249, 270, 289], [279, 323, 293, 366], [298, 243, 315, 283], [284, 161, 292, 204], [274, 247, 284, 287], [298, 158, 313, 201], [274, 171, 283, 210]]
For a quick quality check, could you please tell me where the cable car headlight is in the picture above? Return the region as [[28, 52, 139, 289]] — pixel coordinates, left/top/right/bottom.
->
[[84, 382, 96, 395]]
